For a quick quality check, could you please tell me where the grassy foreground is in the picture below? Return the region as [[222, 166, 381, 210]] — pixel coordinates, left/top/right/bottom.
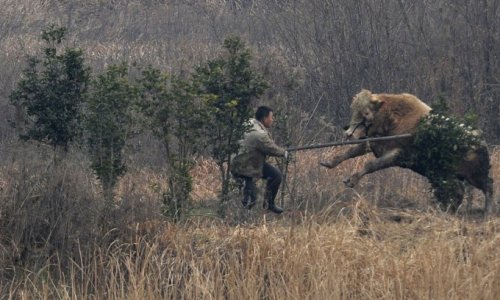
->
[[1, 147, 499, 299], [2, 207, 500, 299]]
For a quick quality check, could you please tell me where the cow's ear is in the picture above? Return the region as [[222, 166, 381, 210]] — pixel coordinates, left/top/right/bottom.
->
[[370, 95, 385, 110]]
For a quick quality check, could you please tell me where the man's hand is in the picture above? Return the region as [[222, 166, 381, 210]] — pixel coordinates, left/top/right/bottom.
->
[[283, 151, 294, 162]]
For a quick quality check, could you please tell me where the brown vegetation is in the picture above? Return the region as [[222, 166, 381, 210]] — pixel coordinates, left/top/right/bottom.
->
[[0, 141, 499, 298], [0, 0, 499, 298]]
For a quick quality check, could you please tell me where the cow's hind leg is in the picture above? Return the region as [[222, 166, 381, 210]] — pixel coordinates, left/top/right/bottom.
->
[[464, 183, 473, 212], [483, 177, 494, 214], [465, 173, 494, 215], [461, 146, 494, 215], [344, 148, 401, 188]]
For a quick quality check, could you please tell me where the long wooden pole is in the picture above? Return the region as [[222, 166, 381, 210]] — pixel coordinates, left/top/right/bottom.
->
[[286, 133, 413, 152]]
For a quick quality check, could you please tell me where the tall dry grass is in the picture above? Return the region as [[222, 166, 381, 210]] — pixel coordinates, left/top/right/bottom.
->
[[0, 144, 499, 299], [4, 210, 500, 299]]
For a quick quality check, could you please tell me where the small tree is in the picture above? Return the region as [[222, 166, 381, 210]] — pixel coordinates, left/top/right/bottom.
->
[[85, 63, 137, 204], [9, 24, 90, 155], [193, 37, 269, 209], [139, 66, 207, 220]]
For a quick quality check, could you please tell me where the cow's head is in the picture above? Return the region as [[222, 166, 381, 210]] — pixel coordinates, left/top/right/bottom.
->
[[344, 89, 384, 139]]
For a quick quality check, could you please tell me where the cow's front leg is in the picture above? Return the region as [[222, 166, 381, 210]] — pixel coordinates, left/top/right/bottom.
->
[[320, 143, 369, 169], [344, 148, 401, 188]]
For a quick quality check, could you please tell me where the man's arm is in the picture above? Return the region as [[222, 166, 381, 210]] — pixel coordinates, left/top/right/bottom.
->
[[256, 132, 286, 157]]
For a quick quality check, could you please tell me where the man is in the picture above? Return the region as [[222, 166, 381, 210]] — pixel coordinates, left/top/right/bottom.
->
[[231, 106, 288, 214]]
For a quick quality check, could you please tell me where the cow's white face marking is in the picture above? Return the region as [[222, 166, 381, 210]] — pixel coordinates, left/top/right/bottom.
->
[[344, 89, 378, 139]]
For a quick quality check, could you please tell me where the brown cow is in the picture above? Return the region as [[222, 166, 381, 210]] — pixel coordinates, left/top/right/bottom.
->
[[320, 89, 494, 214]]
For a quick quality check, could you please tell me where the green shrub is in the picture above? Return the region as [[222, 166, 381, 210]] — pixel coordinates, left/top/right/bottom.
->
[[9, 24, 90, 153], [85, 63, 138, 203], [408, 111, 482, 209], [138, 66, 207, 220]]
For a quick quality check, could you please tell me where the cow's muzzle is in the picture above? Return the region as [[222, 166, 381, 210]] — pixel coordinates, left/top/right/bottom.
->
[[345, 121, 368, 139]]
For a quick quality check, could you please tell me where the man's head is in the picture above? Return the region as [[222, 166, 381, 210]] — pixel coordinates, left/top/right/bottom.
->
[[255, 106, 274, 128]]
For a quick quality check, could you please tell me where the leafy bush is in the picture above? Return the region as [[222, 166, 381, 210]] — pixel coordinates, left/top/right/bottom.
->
[[408, 111, 482, 209], [138, 66, 207, 220], [85, 63, 138, 203], [9, 24, 90, 153]]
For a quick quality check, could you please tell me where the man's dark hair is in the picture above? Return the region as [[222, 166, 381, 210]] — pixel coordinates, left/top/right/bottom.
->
[[255, 106, 273, 121]]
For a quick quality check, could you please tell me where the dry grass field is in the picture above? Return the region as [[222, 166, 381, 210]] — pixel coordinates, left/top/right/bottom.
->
[[0, 1, 499, 298], [1, 146, 498, 299], [6, 212, 500, 299]]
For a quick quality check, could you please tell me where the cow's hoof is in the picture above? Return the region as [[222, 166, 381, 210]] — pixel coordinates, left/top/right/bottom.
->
[[320, 159, 341, 169], [320, 161, 333, 169], [483, 204, 493, 217], [343, 176, 356, 188]]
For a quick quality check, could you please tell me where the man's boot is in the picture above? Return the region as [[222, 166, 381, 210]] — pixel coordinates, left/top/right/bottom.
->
[[263, 190, 283, 214]]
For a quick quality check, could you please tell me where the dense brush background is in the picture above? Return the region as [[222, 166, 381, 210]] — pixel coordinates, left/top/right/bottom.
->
[[0, 1, 499, 299]]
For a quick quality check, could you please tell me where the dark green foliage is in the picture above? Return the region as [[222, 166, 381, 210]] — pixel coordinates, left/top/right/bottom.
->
[[408, 105, 482, 209], [139, 66, 207, 220], [9, 24, 90, 151], [193, 36, 269, 207], [85, 63, 137, 203]]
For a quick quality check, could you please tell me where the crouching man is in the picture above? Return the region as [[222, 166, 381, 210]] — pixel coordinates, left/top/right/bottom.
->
[[231, 106, 288, 214]]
